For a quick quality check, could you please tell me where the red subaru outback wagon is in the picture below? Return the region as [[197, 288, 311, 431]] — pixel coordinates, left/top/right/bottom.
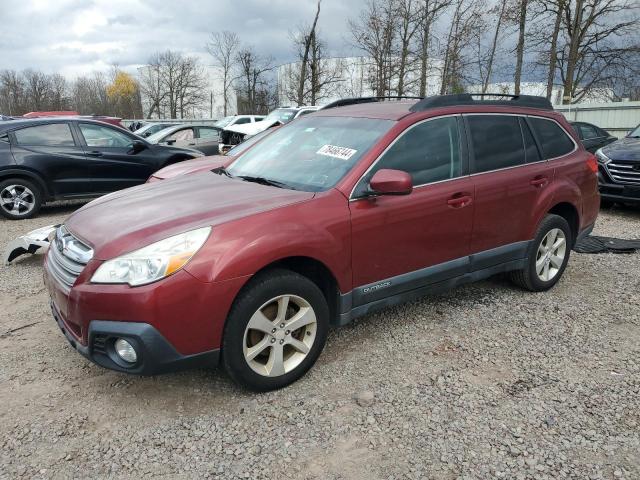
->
[[44, 94, 599, 391]]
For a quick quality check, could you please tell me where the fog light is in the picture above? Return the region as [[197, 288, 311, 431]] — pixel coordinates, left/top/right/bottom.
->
[[114, 338, 137, 363]]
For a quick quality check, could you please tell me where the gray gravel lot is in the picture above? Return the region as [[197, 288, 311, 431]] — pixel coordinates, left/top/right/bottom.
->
[[1, 202, 639, 479]]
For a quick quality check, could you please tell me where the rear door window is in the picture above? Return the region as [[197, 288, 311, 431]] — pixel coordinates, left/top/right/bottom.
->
[[14, 123, 75, 146], [529, 118, 575, 159], [467, 115, 525, 173]]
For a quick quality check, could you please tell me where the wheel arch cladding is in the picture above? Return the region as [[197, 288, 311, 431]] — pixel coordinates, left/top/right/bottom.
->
[[251, 256, 341, 323], [548, 202, 579, 245], [0, 169, 49, 197]]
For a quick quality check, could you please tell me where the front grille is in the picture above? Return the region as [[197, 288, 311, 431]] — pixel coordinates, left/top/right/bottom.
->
[[605, 162, 640, 185], [47, 226, 93, 292]]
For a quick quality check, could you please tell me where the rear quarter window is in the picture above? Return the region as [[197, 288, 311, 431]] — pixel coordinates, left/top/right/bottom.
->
[[529, 118, 575, 159], [14, 123, 75, 146]]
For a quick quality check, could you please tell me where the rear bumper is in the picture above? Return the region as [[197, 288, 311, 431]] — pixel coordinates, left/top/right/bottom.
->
[[51, 301, 219, 375]]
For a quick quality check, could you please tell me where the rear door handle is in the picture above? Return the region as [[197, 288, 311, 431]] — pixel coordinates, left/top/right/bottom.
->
[[530, 176, 549, 187], [447, 193, 473, 208], [86, 151, 103, 157]]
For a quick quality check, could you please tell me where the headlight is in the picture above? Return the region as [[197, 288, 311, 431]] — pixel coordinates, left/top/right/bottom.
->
[[595, 148, 610, 165], [91, 227, 211, 286]]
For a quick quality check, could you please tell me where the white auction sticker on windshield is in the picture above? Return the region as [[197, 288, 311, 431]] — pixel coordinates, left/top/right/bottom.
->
[[316, 144, 357, 161]]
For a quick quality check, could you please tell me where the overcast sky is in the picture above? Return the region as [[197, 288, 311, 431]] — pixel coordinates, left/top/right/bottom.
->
[[0, 0, 363, 78]]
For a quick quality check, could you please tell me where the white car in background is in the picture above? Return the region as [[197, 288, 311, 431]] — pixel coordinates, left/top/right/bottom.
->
[[214, 114, 264, 130], [219, 106, 320, 151]]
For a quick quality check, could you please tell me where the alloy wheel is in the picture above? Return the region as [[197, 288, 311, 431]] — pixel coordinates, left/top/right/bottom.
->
[[0, 184, 36, 217], [535, 228, 567, 282], [242, 294, 317, 377]]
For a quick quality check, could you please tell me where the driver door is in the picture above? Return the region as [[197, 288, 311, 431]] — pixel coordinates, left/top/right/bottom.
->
[[164, 127, 196, 149], [76, 122, 159, 193], [349, 116, 474, 307]]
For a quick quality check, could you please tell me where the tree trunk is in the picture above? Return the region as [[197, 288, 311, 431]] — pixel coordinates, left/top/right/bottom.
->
[[562, 0, 584, 104], [546, 1, 564, 100], [297, 1, 321, 106], [513, 0, 528, 96], [483, 0, 507, 93]]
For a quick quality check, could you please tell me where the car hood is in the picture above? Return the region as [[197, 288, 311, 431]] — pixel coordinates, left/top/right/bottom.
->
[[151, 155, 233, 180], [224, 119, 280, 136], [65, 173, 314, 260], [602, 137, 640, 161]]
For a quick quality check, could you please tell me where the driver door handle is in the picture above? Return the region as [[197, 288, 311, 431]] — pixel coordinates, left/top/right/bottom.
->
[[86, 151, 103, 157], [447, 193, 473, 209]]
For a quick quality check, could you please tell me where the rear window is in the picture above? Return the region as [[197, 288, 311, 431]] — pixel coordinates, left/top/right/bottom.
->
[[468, 115, 525, 173], [14, 123, 75, 146], [529, 118, 574, 159]]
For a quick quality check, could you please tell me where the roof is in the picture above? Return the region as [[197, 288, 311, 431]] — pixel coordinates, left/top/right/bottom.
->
[[314, 100, 418, 120], [0, 117, 127, 132]]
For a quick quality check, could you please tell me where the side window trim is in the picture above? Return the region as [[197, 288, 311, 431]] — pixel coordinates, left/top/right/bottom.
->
[[349, 114, 468, 200], [521, 117, 544, 163]]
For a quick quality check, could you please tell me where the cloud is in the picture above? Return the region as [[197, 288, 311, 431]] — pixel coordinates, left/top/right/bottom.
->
[[0, 0, 364, 78]]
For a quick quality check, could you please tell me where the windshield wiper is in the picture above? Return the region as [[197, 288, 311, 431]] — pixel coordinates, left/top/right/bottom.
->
[[213, 166, 234, 178], [237, 175, 292, 189]]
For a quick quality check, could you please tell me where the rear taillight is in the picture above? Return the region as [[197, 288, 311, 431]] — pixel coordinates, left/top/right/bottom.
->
[[586, 154, 598, 173]]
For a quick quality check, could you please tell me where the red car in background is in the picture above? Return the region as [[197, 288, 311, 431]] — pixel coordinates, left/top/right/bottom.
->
[[43, 94, 599, 391]]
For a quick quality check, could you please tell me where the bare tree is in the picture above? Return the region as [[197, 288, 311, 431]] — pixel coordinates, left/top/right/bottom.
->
[[235, 47, 274, 114], [512, 0, 529, 95], [349, 0, 398, 96], [138, 51, 207, 118], [481, 0, 508, 92], [284, 27, 345, 105], [207, 31, 240, 116], [558, 0, 640, 103], [440, 0, 486, 94], [296, 1, 322, 106], [395, 0, 420, 96], [416, 0, 451, 96]]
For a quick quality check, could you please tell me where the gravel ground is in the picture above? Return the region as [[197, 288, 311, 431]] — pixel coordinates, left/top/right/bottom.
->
[[1, 202, 639, 479]]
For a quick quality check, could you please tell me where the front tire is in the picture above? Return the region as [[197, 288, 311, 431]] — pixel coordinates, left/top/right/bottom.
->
[[510, 214, 572, 292], [0, 178, 42, 220], [222, 269, 329, 391]]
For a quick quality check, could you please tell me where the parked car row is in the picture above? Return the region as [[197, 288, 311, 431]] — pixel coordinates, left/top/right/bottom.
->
[[0, 118, 203, 219]]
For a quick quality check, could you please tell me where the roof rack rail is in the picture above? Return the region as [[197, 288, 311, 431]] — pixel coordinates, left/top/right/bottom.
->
[[409, 93, 554, 112], [322, 96, 423, 110]]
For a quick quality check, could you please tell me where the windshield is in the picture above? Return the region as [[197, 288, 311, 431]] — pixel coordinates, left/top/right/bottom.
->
[[227, 128, 274, 156], [214, 116, 235, 128], [264, 109, 298, 124], [629, 124, 640, 138], [227, 116, 393, 192]]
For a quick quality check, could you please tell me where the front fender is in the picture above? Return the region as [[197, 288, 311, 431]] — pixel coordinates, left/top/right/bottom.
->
[[184, 190, 352, 293]]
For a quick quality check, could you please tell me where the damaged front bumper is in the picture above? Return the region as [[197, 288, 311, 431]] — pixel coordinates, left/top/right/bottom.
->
[[3, 224, 59, 264]]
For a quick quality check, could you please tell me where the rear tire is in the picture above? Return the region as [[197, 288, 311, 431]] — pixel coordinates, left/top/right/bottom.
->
[[0, 178, 42, 220], [510, 214, 572, 292], [222, 269, 329, 391]]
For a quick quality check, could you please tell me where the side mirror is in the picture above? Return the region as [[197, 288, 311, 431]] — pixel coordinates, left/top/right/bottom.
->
[[131, 140, 146, 153], [369, 169, 413, 196]]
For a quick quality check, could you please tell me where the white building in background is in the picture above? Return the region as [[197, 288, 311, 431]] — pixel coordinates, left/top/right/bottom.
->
[[277, 56, 444, 107], [137, 62, 236, 120], [466, 82, 615, 105]]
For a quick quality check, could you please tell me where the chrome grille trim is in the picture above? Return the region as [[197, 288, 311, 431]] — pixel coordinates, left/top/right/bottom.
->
[[47, 226, 93, 292], [606, 162, 640, 185]]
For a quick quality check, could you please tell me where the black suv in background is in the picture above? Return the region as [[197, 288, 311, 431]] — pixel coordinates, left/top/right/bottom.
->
[[596, 123, 640, 207], [0, 118, 202, 219]]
